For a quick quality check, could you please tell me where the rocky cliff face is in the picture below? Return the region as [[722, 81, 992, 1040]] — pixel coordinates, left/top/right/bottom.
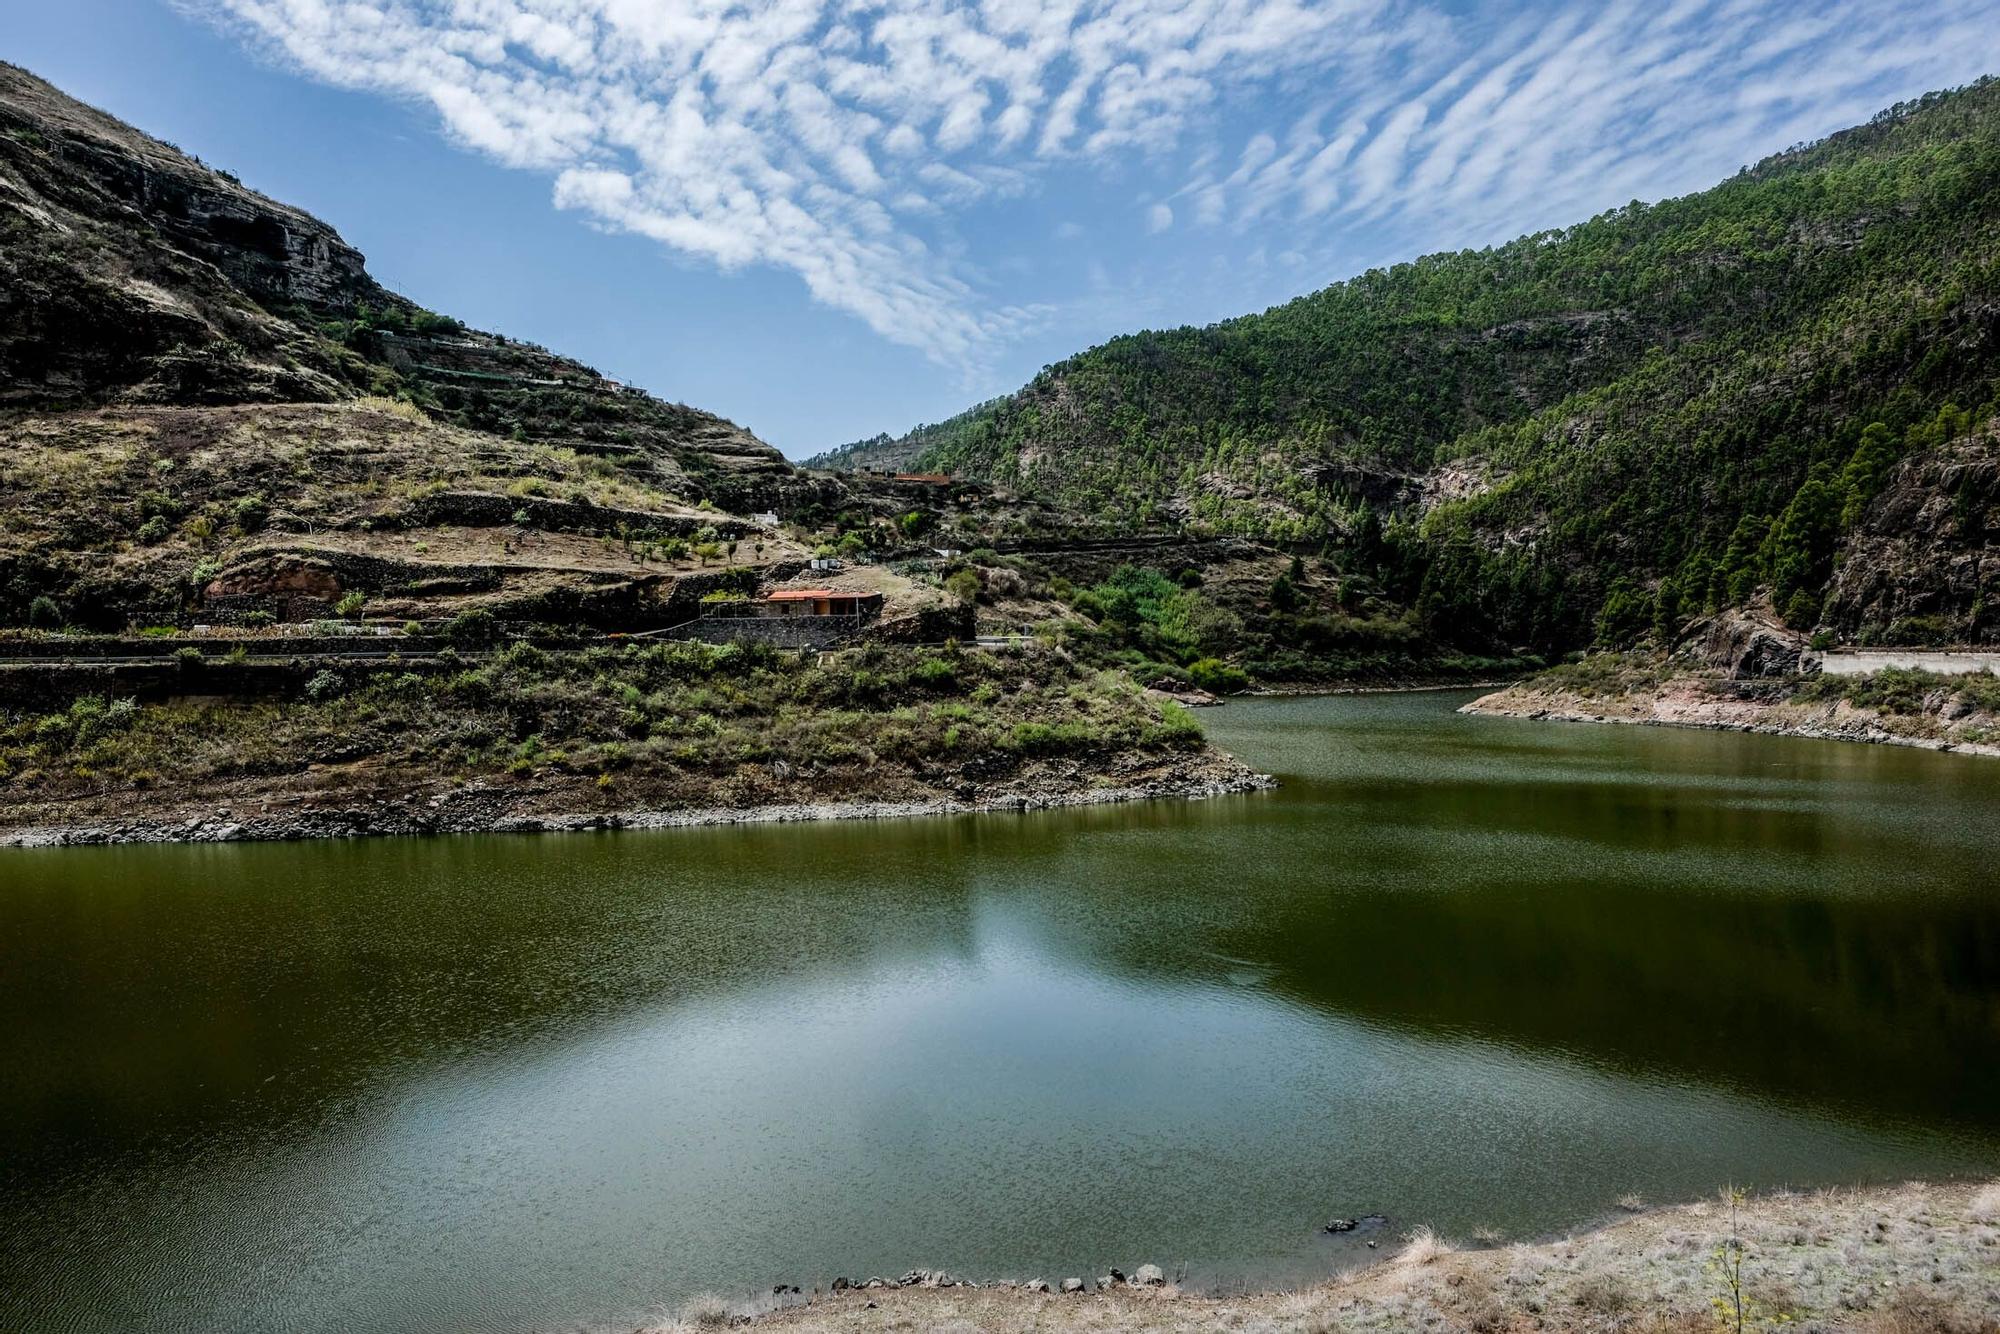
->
[[1673, 603, 1813, 679], [8, 86, 372, 312], [0, 62, 790, 494], [0, 63, 365, 405], [1825, 420, 1999, 642]]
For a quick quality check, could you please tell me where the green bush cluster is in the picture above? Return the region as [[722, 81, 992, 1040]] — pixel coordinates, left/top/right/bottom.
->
[[1798, 666, 2000, 715], [0, 643, 1205, 799]]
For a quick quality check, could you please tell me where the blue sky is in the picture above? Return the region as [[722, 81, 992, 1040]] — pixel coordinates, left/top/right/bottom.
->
[[13, 1, 2000, 457]]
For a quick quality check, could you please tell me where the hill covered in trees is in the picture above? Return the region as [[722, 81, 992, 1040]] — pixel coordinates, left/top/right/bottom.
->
[[855, 80, 2000, 652]]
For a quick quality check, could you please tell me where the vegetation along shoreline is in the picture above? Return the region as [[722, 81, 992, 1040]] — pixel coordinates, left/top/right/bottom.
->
[[1465, 606, 2000, 759], [0, 760, 1272, 849]]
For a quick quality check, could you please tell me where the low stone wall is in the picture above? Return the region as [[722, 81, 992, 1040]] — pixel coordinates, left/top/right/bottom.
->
[[873, 604, 975, 644], [0, 633, 446, 659], [400, 490, 751, 539], [666, 614, 871, 648], [0, 657, 454, 708]]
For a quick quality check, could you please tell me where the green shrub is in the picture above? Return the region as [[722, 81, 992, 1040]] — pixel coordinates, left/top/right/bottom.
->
[[443, 608, 500, 646], [1003, 720, 1102, 756], [911, 656, 958, 688], [1150, 699, 1205, 748], [30, 696, 138, 752], [1885, 615, 1958, 646], [945, 568, 982, 603], [1187, 657, 1249, 694], [1782, 589, 1822, 630]]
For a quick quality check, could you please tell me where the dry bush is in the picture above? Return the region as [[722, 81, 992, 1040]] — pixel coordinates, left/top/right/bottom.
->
[[678, 1293, 731, 1328], [351, 395, 432, 425], [982, 566, 1030, 600], [1859, 1286, 1999, 1334], [1572, 1272, 1635, 1314], [1397, 1225, 1452, 1267], [1968, 1182, 2000, 1225], [1633, 1314, 1720, 1334]]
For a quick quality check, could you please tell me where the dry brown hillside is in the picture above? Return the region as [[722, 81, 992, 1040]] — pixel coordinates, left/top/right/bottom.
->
[[0, 61, 832, 629]]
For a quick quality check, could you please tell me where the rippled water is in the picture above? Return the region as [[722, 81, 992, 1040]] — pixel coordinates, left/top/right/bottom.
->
[[4, 692, 1998, 1333]]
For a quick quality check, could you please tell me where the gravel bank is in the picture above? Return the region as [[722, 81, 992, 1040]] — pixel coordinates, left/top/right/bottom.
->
[[1463, 680, 2000, 759], [0, 754, 1274, 848], [650, 1179, 2000, 1333]]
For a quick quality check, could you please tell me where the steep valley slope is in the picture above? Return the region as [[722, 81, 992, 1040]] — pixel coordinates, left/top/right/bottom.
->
[[830, 79, 2000, 658], [0, 64, 1257, 840]]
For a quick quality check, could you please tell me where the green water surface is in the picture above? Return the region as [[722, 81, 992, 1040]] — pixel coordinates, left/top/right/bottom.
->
[[3, 692, 1998, 1332]]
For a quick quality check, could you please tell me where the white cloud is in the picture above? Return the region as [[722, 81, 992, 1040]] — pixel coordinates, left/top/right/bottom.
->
[[201, 0, 2000, 366], [1183, 0, 2000, 249], [209, 0, 1398, 363]]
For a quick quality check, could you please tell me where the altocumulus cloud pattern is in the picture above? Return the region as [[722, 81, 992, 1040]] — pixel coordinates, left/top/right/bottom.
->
[[209, 0, 2000, 366]]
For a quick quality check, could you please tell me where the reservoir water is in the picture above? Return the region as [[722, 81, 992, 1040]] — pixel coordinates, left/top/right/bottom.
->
[[4, 692, 1998, 1332]]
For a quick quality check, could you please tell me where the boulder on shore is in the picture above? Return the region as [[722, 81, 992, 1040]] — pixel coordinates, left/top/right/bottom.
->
[[1678, 603, 1814, 680]]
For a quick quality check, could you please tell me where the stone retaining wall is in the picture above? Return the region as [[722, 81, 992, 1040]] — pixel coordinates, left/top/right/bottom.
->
[[666, 614, 871, 648]]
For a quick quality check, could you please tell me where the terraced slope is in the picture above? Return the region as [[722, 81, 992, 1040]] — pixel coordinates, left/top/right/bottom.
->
[[0, 61, 807, 628], [0, 62, 791, 473]]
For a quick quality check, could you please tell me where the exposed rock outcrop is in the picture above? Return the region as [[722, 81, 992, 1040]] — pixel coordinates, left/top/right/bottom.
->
[[1824, 421, 2000, 642], [1675, 603, 1815, 679]]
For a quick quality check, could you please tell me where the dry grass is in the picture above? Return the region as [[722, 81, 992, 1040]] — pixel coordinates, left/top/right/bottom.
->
[[1393, 1225, 1450, 1267], [1858, 1287, 1998, 1334], [736, 1179, 2000, 1334], [1571, 1272, 1635, 1314], [0, 402, 774, 629], [1969, 1183, 2000, 1225], [678, 1292, 732, 1328]]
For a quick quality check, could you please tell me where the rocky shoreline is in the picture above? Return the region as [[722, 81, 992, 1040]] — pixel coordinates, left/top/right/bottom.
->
[[0, 758, 1275, 849], [658, 1179, 2000, 1333], [1250, 678, 1514, 698], [1464, 679, 2000, 759]]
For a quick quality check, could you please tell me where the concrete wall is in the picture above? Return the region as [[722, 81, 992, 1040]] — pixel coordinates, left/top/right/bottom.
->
[[1819, 650, 2000, 676]]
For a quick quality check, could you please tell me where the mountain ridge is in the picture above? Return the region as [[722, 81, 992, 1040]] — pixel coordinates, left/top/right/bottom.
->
[[836, 77, 2000, 651], [0, 60, 790, 500]]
